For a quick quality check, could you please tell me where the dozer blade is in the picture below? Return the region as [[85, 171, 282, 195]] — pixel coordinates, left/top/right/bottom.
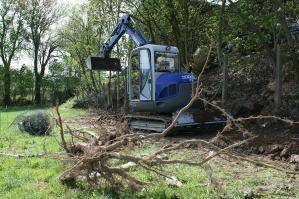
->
[[86, 56, 121, 71]]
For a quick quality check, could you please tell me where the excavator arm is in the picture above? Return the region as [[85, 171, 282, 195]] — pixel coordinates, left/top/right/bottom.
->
[[86, 14, 149, 71], [100, 14, 148, 57]]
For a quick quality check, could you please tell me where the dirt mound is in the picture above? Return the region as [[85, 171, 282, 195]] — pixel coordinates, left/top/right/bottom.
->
[[202, 53, 299, 119], [199, 53, 299, 166]]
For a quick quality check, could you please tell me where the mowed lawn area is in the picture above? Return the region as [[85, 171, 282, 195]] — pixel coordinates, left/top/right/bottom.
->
[[0, 106, 298, 199]]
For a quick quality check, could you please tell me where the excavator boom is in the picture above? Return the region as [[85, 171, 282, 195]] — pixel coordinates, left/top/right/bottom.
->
[[86, 14, 148, 71]]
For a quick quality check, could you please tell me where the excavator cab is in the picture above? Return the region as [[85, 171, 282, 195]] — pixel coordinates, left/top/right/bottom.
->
[[128, 44, 196, 114]]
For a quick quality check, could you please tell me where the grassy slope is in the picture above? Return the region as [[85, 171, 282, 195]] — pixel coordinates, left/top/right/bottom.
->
[[0, 106, 298, 199]]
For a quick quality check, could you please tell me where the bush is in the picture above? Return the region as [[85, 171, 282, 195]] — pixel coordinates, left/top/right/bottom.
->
[[14, 110, 53, 135]]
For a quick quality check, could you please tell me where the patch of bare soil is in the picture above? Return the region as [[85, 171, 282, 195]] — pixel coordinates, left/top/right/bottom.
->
[[213, 122, 299, 168]]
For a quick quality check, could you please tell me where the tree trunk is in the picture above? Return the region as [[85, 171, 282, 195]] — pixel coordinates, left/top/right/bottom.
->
[[116, 71, 119, 109], [97, 71, 102, 94], [34, 74, 42, 104], [165, 0, 181, 50], [108, 71, 112, 109], [33, 43, 41, 104], [217, 0, 226, 105], [3, 64, 11, 106], [124, 73, 127, 111], [274, 0, 299, 79], [89, 70, 98, 93], [31, 87, 34, 103], [222, 55, 228, 105], [183, 0, 189, 67], [274, 44, 282, 112], [217, 0, 226, 59]]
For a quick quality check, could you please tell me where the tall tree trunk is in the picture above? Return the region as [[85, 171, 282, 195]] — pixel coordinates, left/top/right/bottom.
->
[[3, 64, 11, 106], [108, 71, 112, 109], [222, 55, 228, 105], [165, 0, 181, 49], [124, 73, 127, 111], [34, 74, 42, 104], [217, 0, 226, 63], [89, 70, 98, 93], [116, 71, 119, 109], [274, 0, 299, 79], [183, 0, 189, 67], [217, 0, 226, 105], [31, 87, 34, 103], [274, 44, 282, 112], [33, 44, 41, 104]]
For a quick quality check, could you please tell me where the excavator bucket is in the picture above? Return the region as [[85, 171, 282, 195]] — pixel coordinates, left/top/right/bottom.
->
[[86, 56, 121, 71]]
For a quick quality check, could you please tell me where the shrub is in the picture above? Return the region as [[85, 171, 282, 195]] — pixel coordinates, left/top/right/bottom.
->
[[14, 110, 53, 135]]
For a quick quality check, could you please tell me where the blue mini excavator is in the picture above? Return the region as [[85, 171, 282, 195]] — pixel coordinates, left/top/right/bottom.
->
[[86, 14, 224, 132]]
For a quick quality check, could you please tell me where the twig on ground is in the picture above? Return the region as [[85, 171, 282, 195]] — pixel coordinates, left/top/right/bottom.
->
[[55, 104, 70, 153], [0, 152, 45, 158]]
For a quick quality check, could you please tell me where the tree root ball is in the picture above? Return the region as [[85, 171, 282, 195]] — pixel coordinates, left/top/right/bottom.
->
[[14, 110, 53, 135]]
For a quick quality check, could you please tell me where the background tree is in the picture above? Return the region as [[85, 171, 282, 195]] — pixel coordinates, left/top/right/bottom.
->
[[59, 7, 99, 94], [60, 0, 129, 108], [0, 0, 25, 105], [43, 59, 78, 104], [15, 65, 34, 101], [126, 0, 216, 68], [24, 0, 60, 104]]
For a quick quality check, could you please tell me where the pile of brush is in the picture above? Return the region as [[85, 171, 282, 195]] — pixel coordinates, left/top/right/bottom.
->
[[13, 110, 53, 136]]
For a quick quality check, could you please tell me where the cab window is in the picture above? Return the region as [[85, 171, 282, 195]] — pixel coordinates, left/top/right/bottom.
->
[[155, 52, 179, 72]]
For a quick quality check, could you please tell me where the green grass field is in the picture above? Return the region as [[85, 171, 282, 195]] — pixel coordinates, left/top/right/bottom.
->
[[0, 106, 298, 199]]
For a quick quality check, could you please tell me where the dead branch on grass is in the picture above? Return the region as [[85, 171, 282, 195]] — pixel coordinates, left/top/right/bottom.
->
[[0, 152, 45, 158], [55, 104, 69, 153]]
